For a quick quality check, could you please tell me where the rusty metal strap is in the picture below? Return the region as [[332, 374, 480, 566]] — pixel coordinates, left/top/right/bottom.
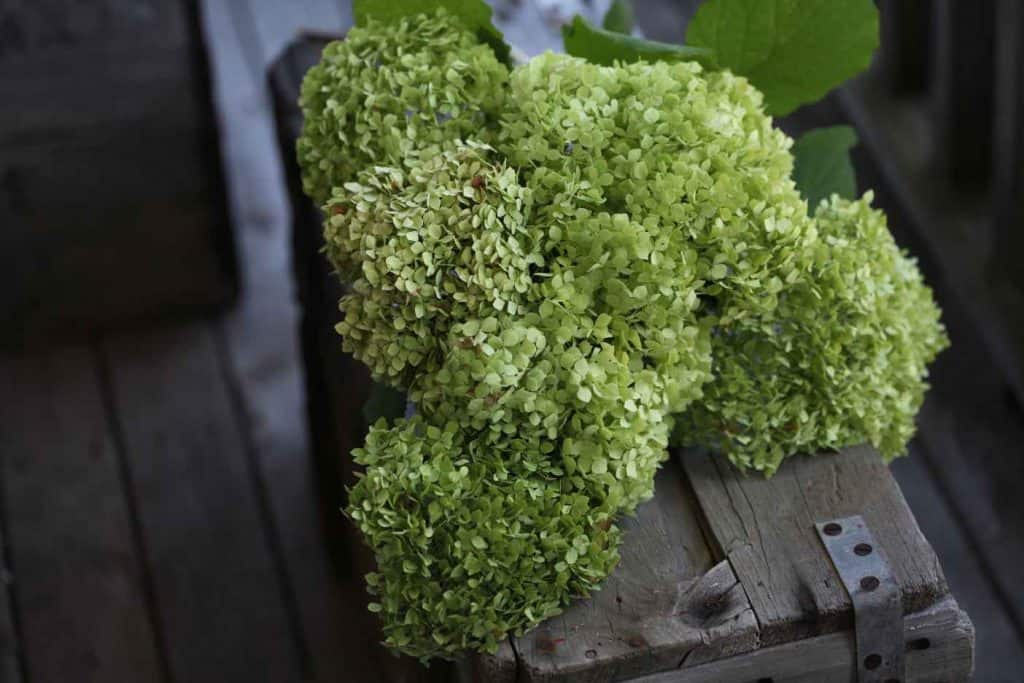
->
[[816, 515, 905, 683]]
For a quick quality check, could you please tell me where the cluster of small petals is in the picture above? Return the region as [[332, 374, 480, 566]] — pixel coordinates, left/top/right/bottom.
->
[[348, 418, 620, 658], [298, 20, 947, 661], [499, 53, 815, 326], [325, 141, 539, 386], [677, 194, 948, 473], [298, 11, 509, 206]]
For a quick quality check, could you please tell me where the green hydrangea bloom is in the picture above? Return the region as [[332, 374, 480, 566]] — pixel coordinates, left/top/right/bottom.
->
[[297, 10, 509, 205], [412, 312, 677, 510], [499, 53, 815, 327], [325, 141, 540, 386], [348, 417, 621, 659], [298, 21, 947, 662], [678, 194, 948, 473]]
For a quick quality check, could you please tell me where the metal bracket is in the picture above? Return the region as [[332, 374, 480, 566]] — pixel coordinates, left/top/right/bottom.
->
[[815, 515, 905, 683]]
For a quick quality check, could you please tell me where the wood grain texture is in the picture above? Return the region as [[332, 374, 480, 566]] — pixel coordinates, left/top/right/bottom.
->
[[841, 51, 1024, 640], [839, 75, 1024, 410], [931, 0, 996, 186], [633, 597, 972, 683], [993, 0, 1024, 289], [475, 460, 757, 683], [680, 446, 949, 646], [892, 449, 1024, 682], [0, 45, 201, 144], [268, 34, 375, 575], [0, 0, 186, 60], [102, 323, 302, 682], [0, 128, 231, 348], [0, 519, 21, 683], [0, 0, 236, 348], [199, 1, 384, 680], [877, 0, 932, 95], [912, 308, 1024, 637], [0, 347, 162, 683]]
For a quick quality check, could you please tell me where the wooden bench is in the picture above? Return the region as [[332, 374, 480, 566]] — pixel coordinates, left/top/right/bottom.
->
[[270, 36, 974, 683]]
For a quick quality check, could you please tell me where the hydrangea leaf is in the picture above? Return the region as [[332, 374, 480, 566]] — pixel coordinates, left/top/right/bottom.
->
[[362, 381, 407, 425], [602, 0, 634, 34], [792, 125, 859, 212], [352, 0, 510, 63], [563, 16, 712, 66], [686, 0, 879, 115]]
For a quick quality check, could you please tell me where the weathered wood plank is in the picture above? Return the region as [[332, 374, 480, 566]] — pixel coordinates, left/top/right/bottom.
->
[[838, 78, 1024, 637], [475, 460, 753, 683], [199, 1, 385, 680], [101, 323, 303, 682], [0, 0, 187, 62], [877, 0, 932, 95], [892, 449, 1024, 682], [912, 318, 1024, 634], [841, 64, 1024, 410], [268, 31, 370, 523], [680, 446, 949, 647], [633, 598, 972, 683], [0, 347, 162, 683], [931, 0, 996, 186], [0, 140, 233, 350], [268, 32, 380, 603], [0, 46, 201, 144], [993, 0, 1024, 290], [0, 522, 22, 683], [0, 0, 236, 348]]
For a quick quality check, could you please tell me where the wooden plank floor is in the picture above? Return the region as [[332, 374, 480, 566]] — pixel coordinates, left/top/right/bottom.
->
[[0, 1, 384, 682], [0, 1, 1021, 682]]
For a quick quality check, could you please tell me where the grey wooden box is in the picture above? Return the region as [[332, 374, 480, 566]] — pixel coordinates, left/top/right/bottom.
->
[[270, 36, 973, 683], [461, 447, 973, 682]]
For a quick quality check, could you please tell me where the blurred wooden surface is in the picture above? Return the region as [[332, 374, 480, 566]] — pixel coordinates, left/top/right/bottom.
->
[[0, 0, 236, 348], [0, 1, 1021, 682], [0, 1, 384, 682]]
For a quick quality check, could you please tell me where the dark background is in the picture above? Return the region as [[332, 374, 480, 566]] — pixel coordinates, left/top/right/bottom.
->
[[0, 0, 1021, 681]]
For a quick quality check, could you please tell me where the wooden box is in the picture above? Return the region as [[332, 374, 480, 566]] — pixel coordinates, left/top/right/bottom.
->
[[461, 449, 973, 682], [0, 0, 236, 348], [270, 37, 974, 683], [270, 36, 373, 567]]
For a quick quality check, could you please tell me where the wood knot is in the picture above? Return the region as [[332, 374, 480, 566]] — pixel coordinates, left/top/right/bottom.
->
[[624, 634, 647, 648], [535, 637, 564, 654], [676, 561, 741, 628]]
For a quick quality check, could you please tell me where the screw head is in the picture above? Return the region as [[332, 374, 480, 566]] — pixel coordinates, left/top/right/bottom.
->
[[860, 575, 880, 591], [823, 522, 842, 536]]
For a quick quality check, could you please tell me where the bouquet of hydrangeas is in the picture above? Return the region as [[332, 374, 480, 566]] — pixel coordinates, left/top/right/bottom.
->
[[297, 0, 947, 660]]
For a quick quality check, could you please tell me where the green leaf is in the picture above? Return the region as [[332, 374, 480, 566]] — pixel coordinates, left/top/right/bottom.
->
[[353, 0, 510, 64], [563, 16, 713, 67], [362, 380, 408, 424], [791, 125, 859, 211], [602, 0, 634, 34], [685, 0, 879, 116]]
